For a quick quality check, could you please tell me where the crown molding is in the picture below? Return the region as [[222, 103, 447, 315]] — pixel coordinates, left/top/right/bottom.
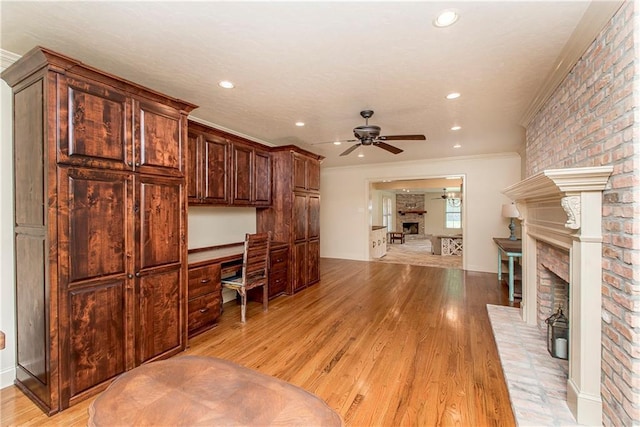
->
[[0, 49, 21, 72], [519, 1, 625, 127]]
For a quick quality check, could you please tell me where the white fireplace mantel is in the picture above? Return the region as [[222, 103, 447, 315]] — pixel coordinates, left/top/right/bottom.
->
[[502, 166, 613, 426]]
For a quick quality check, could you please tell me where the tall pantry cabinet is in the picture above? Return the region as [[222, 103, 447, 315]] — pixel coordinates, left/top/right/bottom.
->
[[257, 146, 323, 293], [1, 47, 197, 414]]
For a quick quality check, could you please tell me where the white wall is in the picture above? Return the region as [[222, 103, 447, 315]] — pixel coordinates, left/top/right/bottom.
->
[[188, 206, 256, 249], [1, 67, 16, 388], [320, 153, 521, 272]]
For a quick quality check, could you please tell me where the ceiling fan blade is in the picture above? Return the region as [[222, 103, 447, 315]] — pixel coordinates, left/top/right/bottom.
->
[[378, 134, 426, 141], [375, 142, 403, 155], [340, 143, 361, 156], [311, 139, 359, 145]]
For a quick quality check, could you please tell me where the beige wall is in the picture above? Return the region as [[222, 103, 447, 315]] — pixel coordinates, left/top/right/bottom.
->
[[320, 153, 521, 273], [0, 66, 16, 388], [525, 2, 637, 424], [188, 206, 256, 249]]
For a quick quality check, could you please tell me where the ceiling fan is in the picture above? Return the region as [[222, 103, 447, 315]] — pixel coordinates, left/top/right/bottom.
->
[[432, 188, 462, 206], [316, 110, 426, 156]]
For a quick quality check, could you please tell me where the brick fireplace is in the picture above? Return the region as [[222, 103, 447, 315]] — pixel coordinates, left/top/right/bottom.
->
[[504, 166, 613, 425]]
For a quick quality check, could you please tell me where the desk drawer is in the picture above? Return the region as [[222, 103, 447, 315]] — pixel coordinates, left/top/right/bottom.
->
[[188, 263, 221, 299], [188, 292, 221, 334], [270, 269, 288, 296], [270, 248, 288, 272]]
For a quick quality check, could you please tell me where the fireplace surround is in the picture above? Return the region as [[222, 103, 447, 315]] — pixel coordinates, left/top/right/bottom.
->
[[503, 166, 613, 425]]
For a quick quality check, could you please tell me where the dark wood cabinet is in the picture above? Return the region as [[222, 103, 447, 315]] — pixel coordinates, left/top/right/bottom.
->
[[257, 147, 323, 294], [187, 121, 271, 207], [231, 141, 272, 206], [187, 262, 222, 336], [188, 122, 231, 205], [2, 46, 196, 415]]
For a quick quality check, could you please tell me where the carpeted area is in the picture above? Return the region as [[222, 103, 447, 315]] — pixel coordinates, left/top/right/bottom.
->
[[487, 304, 578, 426], [375, 238, 462, 269]]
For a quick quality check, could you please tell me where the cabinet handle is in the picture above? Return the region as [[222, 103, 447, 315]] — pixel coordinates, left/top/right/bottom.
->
[[199, 308, 209, 313], [135, 272, 141, 278], [200, 278, 211, 284], [276, 258, 283, 263], [127, 274, 133, 279], [135, 162, 140, 167]]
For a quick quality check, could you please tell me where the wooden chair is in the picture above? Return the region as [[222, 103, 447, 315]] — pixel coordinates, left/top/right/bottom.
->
[[221, 232, 271, 323]]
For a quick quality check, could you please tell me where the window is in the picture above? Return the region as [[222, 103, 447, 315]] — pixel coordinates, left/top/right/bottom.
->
[[382, 196, 393, 231], [445, 199, 462, 229]]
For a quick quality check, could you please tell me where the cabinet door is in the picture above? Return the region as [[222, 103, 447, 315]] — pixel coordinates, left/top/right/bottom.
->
[[186, 131, 200, 202], [231, 143, 253, 205], [136, 267, 183, 364], [292, 241, 307, 293], [307, 158, 320, 192], [135, 175, 185, 363], [308, 195, 320, 239], [293, 153, 307, 191], [293, 193, 308, 241], [57, 167, 134, 404], [134, 100, 184, 178], [203, 135, 230, 204], [308, 239, 320, 285], [253, 149, 271, 206], [57, 76, 132, 170]]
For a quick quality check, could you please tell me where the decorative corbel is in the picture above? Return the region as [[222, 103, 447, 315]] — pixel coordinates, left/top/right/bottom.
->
[[561, 195, 581, 230]]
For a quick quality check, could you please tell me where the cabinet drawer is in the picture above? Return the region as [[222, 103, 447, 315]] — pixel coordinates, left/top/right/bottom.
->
[[270, 269, 288, 296], [270, 248, 288, 272], [188, 263, 221, 299], [188, 292, 221, 333]]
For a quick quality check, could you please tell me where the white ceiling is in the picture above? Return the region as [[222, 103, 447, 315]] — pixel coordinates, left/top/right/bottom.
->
[[1, 1, 620, 167]]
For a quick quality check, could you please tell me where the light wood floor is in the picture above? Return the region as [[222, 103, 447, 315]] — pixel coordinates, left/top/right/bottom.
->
[[1, 258, 516, 426]]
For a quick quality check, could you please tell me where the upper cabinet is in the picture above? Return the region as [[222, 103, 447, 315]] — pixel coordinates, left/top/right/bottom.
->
[[188, 122, 231, 205], [293, 152, 321, 192], [187, 120, 271, 207]]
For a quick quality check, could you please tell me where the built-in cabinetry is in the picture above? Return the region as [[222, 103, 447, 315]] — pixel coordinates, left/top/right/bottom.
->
[[2, 47, 196, 414], [187, 120, 271, 207], [370, 227, 388, 259], [257, 147, 323, 294]]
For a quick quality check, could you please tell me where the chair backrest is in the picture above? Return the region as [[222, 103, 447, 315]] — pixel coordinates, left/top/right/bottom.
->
[[241, 232, 271, 287]]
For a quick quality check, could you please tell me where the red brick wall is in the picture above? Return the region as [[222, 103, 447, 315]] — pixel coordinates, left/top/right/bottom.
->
[[525, 2, 638, 425], [537, 242, 570, 328]]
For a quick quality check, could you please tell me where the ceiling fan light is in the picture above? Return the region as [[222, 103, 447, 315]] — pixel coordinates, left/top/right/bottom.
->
[[357, 153, 365, 158], [434, 10, 459, 28], [333, 141, 342, 145]]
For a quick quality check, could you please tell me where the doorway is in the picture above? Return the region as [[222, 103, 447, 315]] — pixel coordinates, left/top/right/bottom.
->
[[369, 176, 464, 269]]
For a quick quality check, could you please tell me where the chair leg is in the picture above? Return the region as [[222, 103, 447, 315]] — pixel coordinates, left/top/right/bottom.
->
[[262, 285, 268, 312], [239, 289, 247, 323]]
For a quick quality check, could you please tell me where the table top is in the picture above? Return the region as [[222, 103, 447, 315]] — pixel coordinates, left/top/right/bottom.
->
[[493, 237, 522, 254], [89, 355, 343, 427], [188, 241, 288, 267]]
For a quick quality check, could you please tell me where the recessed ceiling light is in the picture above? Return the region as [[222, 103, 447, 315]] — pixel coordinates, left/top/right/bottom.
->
[[357, 153, 364, 158], [333, 141, 342, 145], [218, 80, 234, 89], [453, 144, 462, 149], [295, 121, 305, 127], [451, 125, 462, 131], [446, 92, 461, 100], [434, 10, 459, 28]]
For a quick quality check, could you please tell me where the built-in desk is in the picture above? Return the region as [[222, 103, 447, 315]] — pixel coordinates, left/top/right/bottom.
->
[[187, 242, 289, 334], [493, 238, 522, 302]]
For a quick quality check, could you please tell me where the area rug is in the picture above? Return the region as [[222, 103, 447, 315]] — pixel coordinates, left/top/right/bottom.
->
[[375, 238, 462, 269], [486, 304, 578, 426]]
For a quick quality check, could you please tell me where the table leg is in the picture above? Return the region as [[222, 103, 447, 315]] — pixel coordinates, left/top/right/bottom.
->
[[497, 249, 502, 281], [508, 255, 514, 302]]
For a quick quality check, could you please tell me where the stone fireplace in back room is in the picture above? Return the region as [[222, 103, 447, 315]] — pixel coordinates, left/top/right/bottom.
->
[[395, 193, 426, 239], [504, 166, 613, 425]]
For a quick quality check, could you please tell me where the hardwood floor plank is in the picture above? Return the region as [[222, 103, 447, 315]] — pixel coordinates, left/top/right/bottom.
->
[[1, 258, 516, 426]]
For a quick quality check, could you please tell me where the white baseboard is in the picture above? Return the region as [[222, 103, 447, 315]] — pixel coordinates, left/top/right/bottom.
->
[[0, 365, 15, 389]]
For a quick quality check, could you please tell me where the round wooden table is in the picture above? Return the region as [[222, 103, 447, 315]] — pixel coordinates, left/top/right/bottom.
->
[[89, 355, 342, 426]]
